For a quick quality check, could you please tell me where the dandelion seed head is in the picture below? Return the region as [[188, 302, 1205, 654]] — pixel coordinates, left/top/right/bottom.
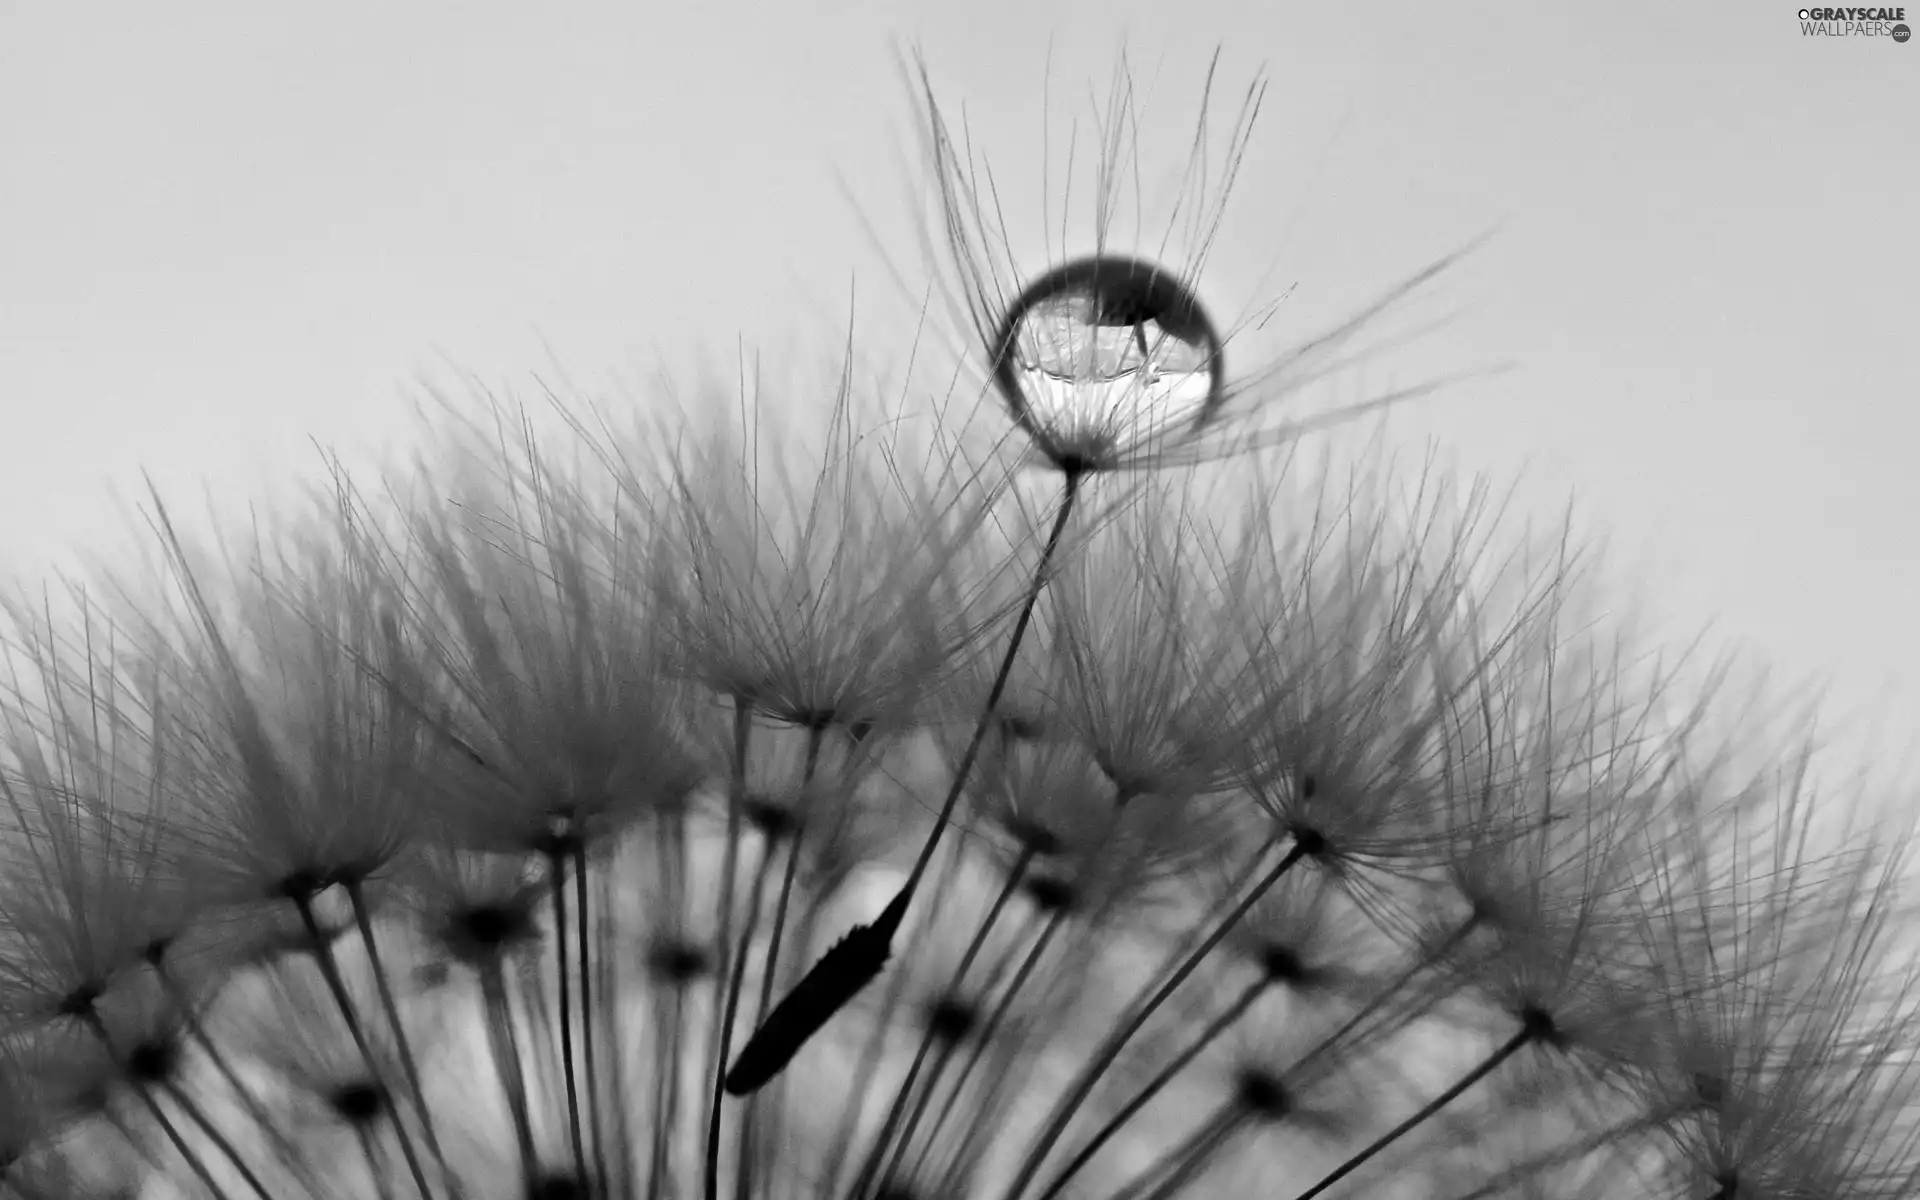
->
[[0, 45, 1911, 1200], [405, 849, 547, 966], [649, 363, 995, 739]]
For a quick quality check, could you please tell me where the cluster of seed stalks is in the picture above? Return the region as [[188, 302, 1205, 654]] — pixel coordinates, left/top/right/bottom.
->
[[3, 54, 1918, 1200]]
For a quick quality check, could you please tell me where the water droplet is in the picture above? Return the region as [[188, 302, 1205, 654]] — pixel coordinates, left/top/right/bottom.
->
[[989, 255, 1224, 469]]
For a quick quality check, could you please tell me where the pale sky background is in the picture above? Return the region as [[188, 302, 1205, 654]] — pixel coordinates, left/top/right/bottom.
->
[[1, 3, 1915, 773]]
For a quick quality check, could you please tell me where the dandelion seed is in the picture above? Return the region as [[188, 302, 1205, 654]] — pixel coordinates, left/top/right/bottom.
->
[[0, 596, 214, 1031], [724, 473, 1084, 1099], [910, 49, 1474, 478], [1612, 733, 1920, 1200], [647, 353, 995, 738], [722, 901, 902, 1098]]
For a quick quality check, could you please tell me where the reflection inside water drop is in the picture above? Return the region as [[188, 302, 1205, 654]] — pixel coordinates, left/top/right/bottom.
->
[[991, 256, 1225, 467]]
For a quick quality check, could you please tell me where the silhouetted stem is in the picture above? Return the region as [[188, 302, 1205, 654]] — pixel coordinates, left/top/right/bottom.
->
[[356, 1122, 399, 1200], [132, 1080, 234, 1200], [999, 840, 1308, 1200], [703, 698, 755, 1103], [648, 811, 691, 1200], [548, 853, 588, 1187], [855, 844, 1037, 1198], [162, 1080, 279, 1200], [1039, 916, 1484, 1200], [725, 472, 1084, 1094], [906, 787, 1148, 1190], [1292, 1024, 1538, 1200], [705, 818, 778, 1200], [884, 472, 1084, 908], [648, 979, 686, 1200], [345, 880, 448, 1175], [1290, 917, 1480, 1078], [736, 724, 826, 1200], [153, 959, 309, 1176], [1438, 1106, 1676, 1200], [572, 844, 612, 1200], [479, 955, 539, 1186], [901, 900, 1073, 1186], [1110, 1107, 1246, 1200], [1038, 976, 1269, 1200], [818, 833, 974, 1197], [293, 894, 438, 1200], [751, 726, 826, 1026], [76, 1008, 260, 1200]]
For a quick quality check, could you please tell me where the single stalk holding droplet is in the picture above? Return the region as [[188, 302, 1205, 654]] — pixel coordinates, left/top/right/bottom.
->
[[723, 471, 1086, 1097]]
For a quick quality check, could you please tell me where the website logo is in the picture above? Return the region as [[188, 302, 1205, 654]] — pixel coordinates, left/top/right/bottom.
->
[[1799, 6, 1911, 37]]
